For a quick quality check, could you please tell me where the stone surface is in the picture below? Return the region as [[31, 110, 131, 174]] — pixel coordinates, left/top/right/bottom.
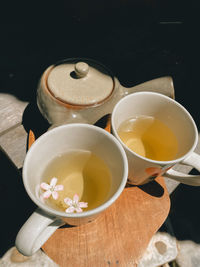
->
[[138, 232, 177, 267], [176, 240, 200, 267], [0, 247, 58, 267]]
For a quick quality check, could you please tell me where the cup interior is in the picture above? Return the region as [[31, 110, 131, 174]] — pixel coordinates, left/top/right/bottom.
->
[[23, 124, 127, 216], [112, 92, 197, 161]]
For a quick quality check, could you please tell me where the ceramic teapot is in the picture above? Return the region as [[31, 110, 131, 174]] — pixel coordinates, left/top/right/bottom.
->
[[37, 58, 174, 126]]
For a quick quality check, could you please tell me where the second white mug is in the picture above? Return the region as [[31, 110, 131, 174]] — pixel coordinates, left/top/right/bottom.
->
[[111, 92, 200, 186]]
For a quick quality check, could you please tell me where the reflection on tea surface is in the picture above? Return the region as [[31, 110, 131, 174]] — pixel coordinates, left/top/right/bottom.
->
[[41, 150, 111, 212], [118, 116, 179, 161]]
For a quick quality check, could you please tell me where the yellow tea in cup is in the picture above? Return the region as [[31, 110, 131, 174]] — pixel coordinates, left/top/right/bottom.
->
[[40, 150, 112, 212], [117, 116, 179, 161]]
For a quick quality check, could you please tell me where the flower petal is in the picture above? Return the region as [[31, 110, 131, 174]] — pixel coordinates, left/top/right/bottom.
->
[[50, 177, 58, 187], [73, 194, 79, 203], [75, 207, 83, 213], [64, 197, 73, 206], [43, 190, 52, 199], [40, 182, 51, 191], [79, 202, 88, 208], [65, 206, 75, 213], [55, 185, 64, 191], [52, 191, 58, 200]]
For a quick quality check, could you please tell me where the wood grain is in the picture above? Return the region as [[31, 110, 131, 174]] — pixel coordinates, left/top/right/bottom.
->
[[0, 93, 28, 134], [0, 124, 27, 169], [43, 177, 170, 267]]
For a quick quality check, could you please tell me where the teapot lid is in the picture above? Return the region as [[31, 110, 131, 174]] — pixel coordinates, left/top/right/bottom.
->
[[47, 59, 114, 106]]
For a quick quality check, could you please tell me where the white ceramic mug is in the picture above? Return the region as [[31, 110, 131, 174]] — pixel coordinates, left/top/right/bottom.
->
[[15, 124, 128, 256], [111, 92, 200, 186]]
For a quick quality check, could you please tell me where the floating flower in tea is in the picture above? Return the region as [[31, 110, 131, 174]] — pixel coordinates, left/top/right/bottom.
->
[[40, 177, 64, 200], [64, 194, 88, 213], [40, 178, 88, 213]]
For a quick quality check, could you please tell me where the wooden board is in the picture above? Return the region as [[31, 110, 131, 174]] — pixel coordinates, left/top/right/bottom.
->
[[0, 109, 170, 266], [0, 93, 27, 134], [0, 125, 27, 168], [42, 177, 170, 267], [0, 91, 191, 266]]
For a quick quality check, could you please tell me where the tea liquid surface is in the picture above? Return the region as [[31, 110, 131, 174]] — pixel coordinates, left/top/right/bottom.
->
[[118, 116, 178, 161], [41, 150, 111, 212]]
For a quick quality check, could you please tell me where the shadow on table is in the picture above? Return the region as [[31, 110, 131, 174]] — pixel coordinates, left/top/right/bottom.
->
[[0, 149, 36, 257], [126, 179, 165, 198], [22, 101, 50, 150], [138, 180, 165, 197]]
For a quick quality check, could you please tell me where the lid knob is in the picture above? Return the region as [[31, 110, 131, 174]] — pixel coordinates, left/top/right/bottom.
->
[[75, 62, 89, 78]]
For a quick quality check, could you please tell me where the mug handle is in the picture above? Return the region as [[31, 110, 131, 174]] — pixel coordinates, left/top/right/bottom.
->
[[15, 208, 64, 256], [165, 152, 200, 186]]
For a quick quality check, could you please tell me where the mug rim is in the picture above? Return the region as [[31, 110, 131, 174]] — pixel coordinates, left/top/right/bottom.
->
[[22, 123, 128, 218], [111, 91, 198, 165]]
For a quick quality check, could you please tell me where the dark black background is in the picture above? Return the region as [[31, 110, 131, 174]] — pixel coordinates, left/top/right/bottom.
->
[[0, 0, 199, 120], [0, 0, 200, 258]]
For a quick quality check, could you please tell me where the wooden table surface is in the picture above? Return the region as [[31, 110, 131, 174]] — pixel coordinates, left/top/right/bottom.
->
[[1, 18, 200, 265], [0, 95, 172, 266], [0, 84, 199, 264]]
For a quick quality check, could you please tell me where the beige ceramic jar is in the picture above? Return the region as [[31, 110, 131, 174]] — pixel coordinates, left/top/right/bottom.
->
[[37, 58, 174, 126]]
